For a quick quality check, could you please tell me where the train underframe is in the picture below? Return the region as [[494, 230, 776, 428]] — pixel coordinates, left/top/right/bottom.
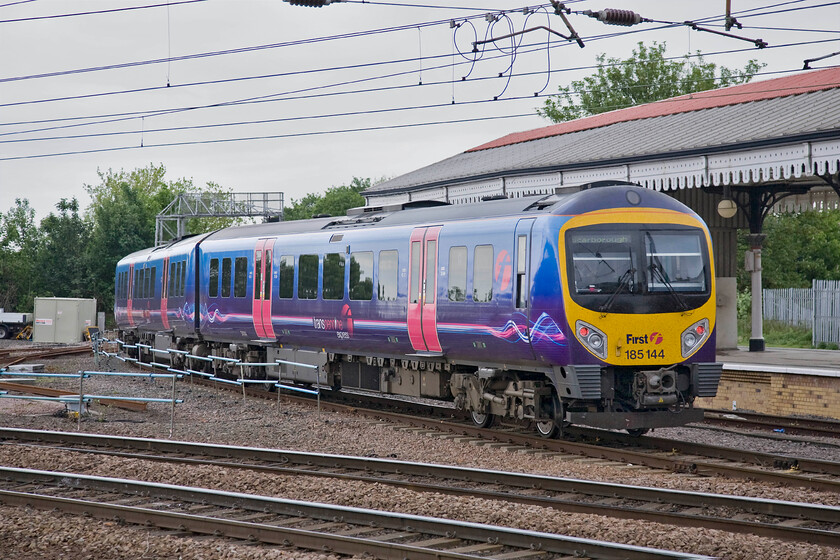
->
[[120, 330, 709, 437]]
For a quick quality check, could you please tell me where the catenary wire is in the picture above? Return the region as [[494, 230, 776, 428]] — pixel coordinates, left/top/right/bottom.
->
[[0, 112, 536, 161], [0, 0, 206, 23], [2, 65, 834, 148], [1, 2, 836, 144], [0, 2, 562, 83], [2, 36, 836, 138], [10, 0, 826, 84]]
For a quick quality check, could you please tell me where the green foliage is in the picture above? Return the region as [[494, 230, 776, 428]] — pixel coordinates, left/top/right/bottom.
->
[[35, 198, 91, 300], [284, 177, 370, 221], [0, 168, 375, 316], [84, 166, 174, 311], [537, 42, 764, 123], [761, 210, 840, 288], [736, 209, 840, 289], [0, 198, 40, 311]]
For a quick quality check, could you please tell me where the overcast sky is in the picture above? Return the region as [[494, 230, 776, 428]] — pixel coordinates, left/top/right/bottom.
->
[[1, 0, 838, 221]]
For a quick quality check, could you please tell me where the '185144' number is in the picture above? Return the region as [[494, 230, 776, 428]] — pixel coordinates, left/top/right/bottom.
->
[[625, 349, 665, 360]]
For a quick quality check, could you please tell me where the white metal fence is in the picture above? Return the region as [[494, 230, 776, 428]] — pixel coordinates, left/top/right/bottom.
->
[[763, 280, 840, 346]]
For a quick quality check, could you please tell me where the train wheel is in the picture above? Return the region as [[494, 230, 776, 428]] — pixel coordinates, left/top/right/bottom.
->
[[470, 410, 493, 428], [627, 428, 650, 437], [535, 420, 559, 438], [535, 397, 563, 438], [0, 325, 9, 340]]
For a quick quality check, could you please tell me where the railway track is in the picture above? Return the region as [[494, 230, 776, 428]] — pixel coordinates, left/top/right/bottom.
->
[[0, 344, 91, 368], [703, 409, 840, 439], [0, 465, 713, 560], [93, 356, 840, 492], [210, 380, 840, 493], [1, 428, 838, 547]]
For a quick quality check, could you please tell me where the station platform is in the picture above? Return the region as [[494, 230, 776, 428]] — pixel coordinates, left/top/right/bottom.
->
[[699, 346, 840, 419], [716, 346, 840, 377]]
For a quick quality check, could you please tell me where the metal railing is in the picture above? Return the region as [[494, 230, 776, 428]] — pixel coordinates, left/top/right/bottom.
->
[[96, 337, 324, 417], [0, 370, 183, 437], [763, 279, 840, 346]]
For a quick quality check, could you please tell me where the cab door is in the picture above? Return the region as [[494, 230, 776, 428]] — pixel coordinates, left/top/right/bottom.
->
[[161, 257, 171, 330], [515, 218, 536, 354], [252, 238, 276, 339], [127, 264, 135, 327], [407, 226, 442, 353]]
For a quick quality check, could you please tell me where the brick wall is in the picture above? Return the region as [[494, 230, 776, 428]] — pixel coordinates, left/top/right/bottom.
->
[[695, 370, 840, 419]]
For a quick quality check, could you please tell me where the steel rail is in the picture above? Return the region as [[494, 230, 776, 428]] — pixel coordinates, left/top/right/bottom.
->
[[1, 428, 838, 547], [585, 430, 840, 478], [0, 345, 91, 368], [108, 360, 840, 491], [0, 466, 711, 560], [703, 410, 840, 439]]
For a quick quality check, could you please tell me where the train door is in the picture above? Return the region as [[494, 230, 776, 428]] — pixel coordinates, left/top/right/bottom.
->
[[127, 264, 135, 327], [252, 238, 276, 339], [161, 256, 171, 330], [407, 226, 442, 353], [515, 218, 535, 350]]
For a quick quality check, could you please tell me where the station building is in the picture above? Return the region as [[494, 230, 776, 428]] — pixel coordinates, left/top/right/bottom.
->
[[363, 66, 840, 350]]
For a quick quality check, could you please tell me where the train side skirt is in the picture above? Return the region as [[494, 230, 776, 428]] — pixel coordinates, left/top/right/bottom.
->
[[566, 407, 705, 431]]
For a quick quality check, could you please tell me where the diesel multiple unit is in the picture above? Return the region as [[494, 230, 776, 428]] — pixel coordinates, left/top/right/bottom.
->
[[115, 183, 721, 436]]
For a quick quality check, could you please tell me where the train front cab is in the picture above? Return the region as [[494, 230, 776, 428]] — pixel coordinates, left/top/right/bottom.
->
[[554, 196, 723, 432]]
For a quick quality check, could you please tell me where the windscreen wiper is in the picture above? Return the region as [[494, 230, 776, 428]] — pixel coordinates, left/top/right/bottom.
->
[[599, 267, 635, 314], [645, 231, 689, 312], [648, 261, 689, 311]]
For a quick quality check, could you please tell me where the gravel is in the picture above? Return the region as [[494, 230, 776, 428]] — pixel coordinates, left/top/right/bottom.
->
[[1, 342, 839, 560]]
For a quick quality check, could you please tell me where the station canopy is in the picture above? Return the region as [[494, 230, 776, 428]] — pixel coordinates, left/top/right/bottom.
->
[[364, 67, 840, 211]]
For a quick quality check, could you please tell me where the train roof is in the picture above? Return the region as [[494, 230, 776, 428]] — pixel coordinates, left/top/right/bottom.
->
[[206, 182, 694, 241], [117, 183, 697, 264]]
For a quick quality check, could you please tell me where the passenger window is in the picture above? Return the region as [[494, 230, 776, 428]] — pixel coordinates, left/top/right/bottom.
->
[[298, 254, 318, 299], [264, 250, 272, 300], [409, 241, 421, 304], [278, 255, 294, 298], [221, 258, 232, 298], [425, 240, 436, 304], [179, 261, 187, 297], [142, 268, 150, 299], [516, 235, 527, 308], [150, 267, 157, 299], [234, 257, 248, 297], [209, 259, 220, 298], [448, 246, 467, 302], [378, 250, 398, 302], [254, 250, 262, 298], [167, 262, 175, 299], [350, 252, 373, 300], [473, 245, 493, 302], [323, 253, 345, 300]]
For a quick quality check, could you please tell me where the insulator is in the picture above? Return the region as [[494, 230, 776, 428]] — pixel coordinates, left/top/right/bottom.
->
[[584, 8, 642, 26], [285, 0, 334, 6]]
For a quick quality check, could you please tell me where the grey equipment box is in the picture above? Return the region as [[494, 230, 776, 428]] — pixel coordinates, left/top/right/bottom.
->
[[33, 297, 97, 343]]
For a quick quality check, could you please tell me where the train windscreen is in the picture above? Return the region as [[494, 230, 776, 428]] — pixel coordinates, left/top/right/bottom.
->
[[566, 225, 710, 313]]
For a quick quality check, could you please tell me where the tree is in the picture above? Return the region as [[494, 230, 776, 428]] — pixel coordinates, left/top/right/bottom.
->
[[34, 198, 91, 300], [537, 41, 765, 123], [738, 210, 840, 289], [284, 177, 371, 221], [0, 199, 40, 311], [84, 164, 235, 311]]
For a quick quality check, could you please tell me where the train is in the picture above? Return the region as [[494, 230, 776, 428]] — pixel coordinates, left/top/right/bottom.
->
[[114, 181, 721, 437]]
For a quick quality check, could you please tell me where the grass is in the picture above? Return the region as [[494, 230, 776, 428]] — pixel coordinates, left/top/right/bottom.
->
[[736, 317, 835, 349]]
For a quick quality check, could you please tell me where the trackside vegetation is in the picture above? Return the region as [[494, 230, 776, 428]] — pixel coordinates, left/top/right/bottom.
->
[[0, 164, 373, 318]]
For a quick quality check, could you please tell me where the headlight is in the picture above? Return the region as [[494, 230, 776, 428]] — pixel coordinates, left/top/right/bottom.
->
[[681, 318, 710, 357], [576, 320, 607, 359]]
